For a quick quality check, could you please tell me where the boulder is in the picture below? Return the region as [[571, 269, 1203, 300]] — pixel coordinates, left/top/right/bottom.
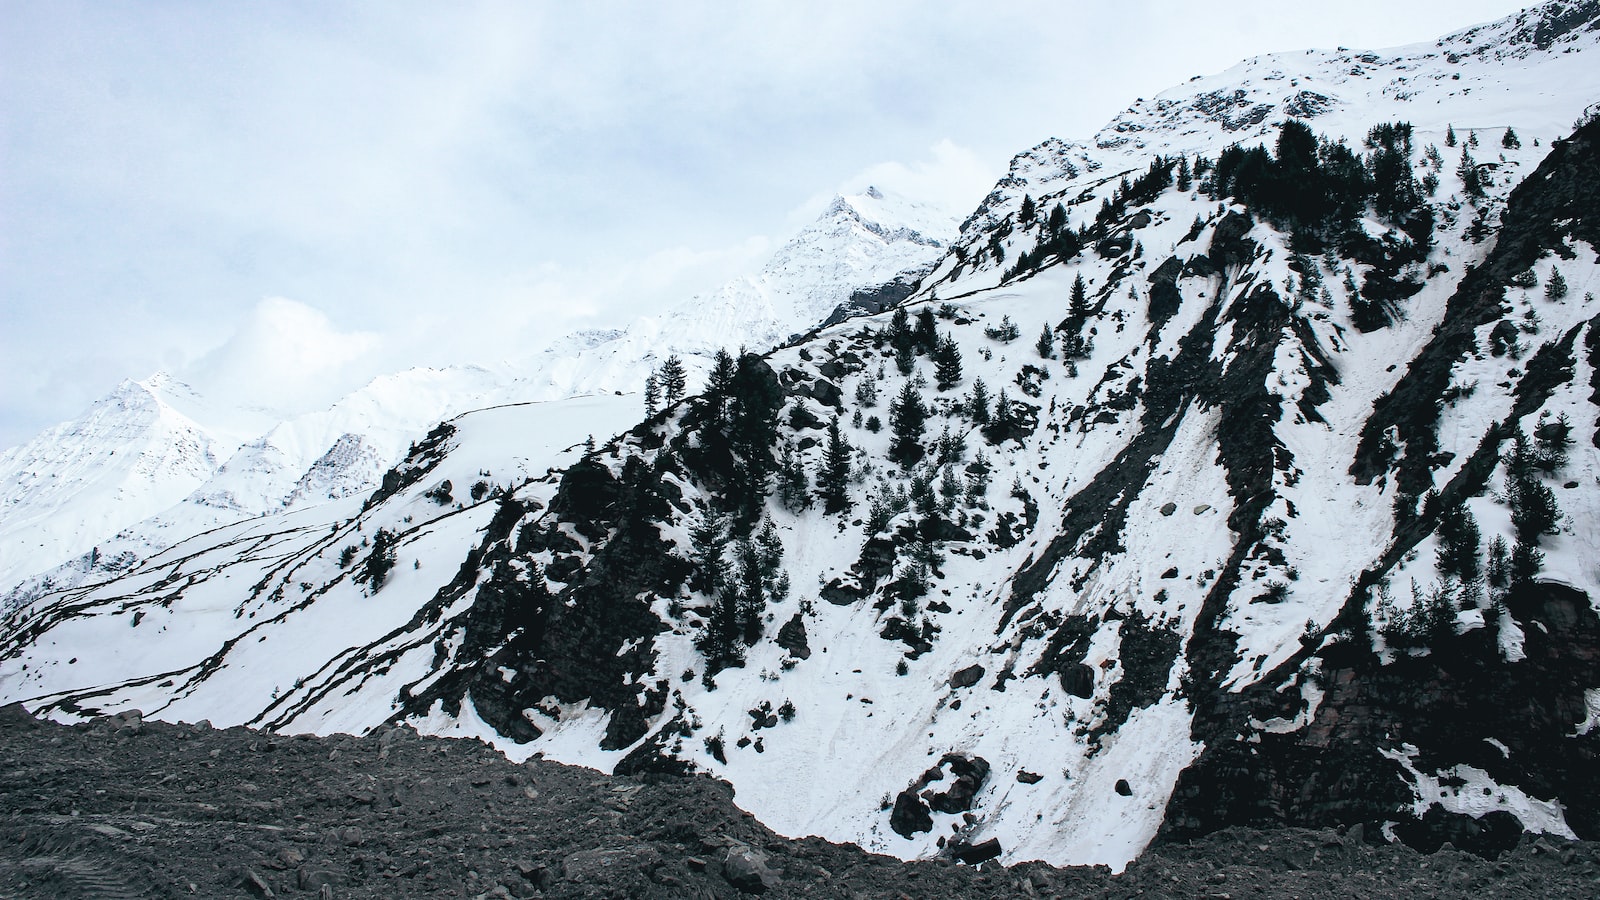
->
[[775, 613, 811, 659], [889, 789, 933, 837], [949, 665, 986, 690], [951, 837, 1003, 865], [804, 378, 844, 409], [561, 845, 663, 884], [1061, 663, 1095, 699], [723, 845, 779, 893]]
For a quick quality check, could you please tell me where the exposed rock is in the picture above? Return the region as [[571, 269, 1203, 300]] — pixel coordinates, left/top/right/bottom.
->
[[3, 713, 1600, 898], [929, 754, 991, 814], [561, 845, 663, 884], [890, 789, 933, 837], [1061, 663, 1095, 699], [949, 664, 986, 689], [775, 613, 811, 659], [951, 837, 1004, 865], [723, 845, 779, 893]]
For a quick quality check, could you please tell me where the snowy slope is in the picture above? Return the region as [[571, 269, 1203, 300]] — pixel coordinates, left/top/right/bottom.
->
[[4, 0, 1600, 876], [0, 393, 642, 733]]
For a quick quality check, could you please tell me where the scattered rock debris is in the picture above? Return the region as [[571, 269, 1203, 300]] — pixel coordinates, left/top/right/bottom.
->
[[3, 704, 1599, 898]]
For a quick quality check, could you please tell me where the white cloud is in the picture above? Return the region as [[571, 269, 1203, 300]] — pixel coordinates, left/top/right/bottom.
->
[[183, 298, 381, 416], [789, 140, 999, 228], [0, 0, 1537, 448]]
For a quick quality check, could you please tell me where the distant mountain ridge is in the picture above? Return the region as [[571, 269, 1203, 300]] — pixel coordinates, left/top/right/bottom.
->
[[0, 187, 955, 606]]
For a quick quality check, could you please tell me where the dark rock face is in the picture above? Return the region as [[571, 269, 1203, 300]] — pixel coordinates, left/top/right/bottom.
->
[[1159, 116, 1600, 856], [820, 266, 932, 329], [1165, 579, 1600, 849], [1146, 255, 1184, 325]]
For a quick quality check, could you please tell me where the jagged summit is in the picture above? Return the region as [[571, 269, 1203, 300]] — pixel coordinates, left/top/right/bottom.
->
[[1094, 0, 1598, 159]]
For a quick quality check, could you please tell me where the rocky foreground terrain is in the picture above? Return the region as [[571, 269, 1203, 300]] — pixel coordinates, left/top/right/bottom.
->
[[1, 704, 1597, 899]]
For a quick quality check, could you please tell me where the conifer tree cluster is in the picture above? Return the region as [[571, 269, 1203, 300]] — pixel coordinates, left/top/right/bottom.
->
[[1208, 120, 1432, 252], [693, 513, 789, 674]]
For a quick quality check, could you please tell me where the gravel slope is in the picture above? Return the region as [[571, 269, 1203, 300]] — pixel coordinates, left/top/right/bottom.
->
[[3, 703, 1598, 899]]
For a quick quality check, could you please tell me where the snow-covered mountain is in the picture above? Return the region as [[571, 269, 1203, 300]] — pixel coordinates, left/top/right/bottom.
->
[[4, 0, 1600, 875], [0, 187, 954, 607], [525, 186, 957, 399], [0, 373, 263, 596]]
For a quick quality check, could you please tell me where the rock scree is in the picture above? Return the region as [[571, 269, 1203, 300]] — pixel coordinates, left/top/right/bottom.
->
[[3, 704, 1600, 898]]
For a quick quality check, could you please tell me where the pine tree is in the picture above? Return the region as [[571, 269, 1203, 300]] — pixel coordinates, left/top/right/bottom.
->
[[886, 307, 912, 352], [689, 512, 728, 596], [967, 378, 991, 424], [934, 336, 963, 390], [938, 464, 963, 512], [1457, 147, 1484, 198], [363, 528, 399, 591], [1069, 274, 1090, 321], [1176, 155, 1193, 192], [888, 382, 928, 468], [895, 342, 916, 375], [1445, 124, 1457, 147], [1510, 539, 1544, 586], [983, 389, 1018, 444], [820, 417, 852, 514], [1435, 502, 1482, 583], [1545, 267, 1568, 300], [934, 425, 967, 465], [1507, 465, 1560, 545], [1036, 323, 1055, 359], [1485, 536, 1511, 594], [1019, 194, 1037, 225], [853, 378, 879, 408], [913, 308, 938, 355], [699, 588, 744, 672], [866, 492, 893, 534], [1047, 202, 1068, 234], [705, 350, 736, 420], [1467, 130, 1478, 147], [734, 538, 767, 645], [659, 355, 688, 405], [983, 314, 1020, 343], [643, 372, 660, 417], [1533, 412, 1573, 473], [775, 443, 810, 512], [1502, 127, 1521, 149]]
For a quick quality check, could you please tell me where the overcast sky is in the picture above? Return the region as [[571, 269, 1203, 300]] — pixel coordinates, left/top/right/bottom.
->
[[0, 0, 1534, 448]]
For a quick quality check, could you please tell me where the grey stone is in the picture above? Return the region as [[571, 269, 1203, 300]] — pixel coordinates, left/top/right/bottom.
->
[[241, 867, 275, 898], [561, 845, 662, 883], [723, 845, 779, 893], [949, 664, 986, 689]]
